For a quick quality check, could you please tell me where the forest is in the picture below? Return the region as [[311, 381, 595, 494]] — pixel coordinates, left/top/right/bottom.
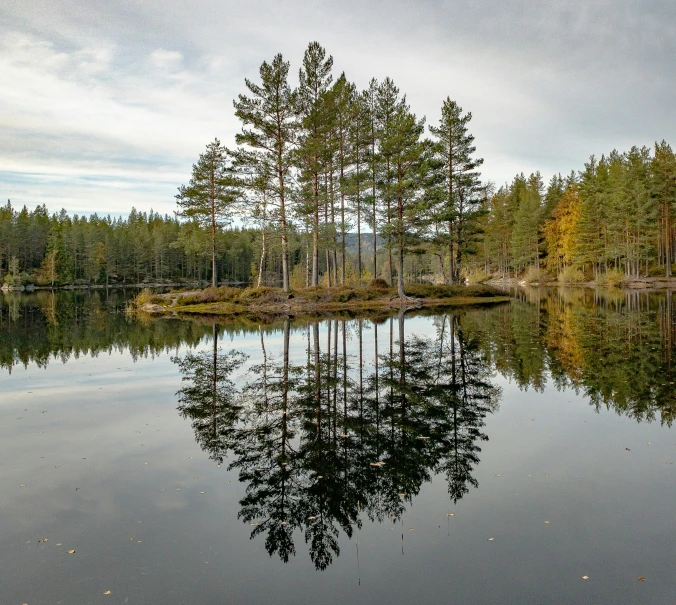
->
[[2, 42, 675, 290]]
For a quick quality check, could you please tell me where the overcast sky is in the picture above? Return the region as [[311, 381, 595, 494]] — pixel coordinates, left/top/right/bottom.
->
[[1, 0, 674, 217]]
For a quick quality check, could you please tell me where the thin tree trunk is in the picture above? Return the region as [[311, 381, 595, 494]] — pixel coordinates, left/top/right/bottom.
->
[[257, 228, 266, 287]]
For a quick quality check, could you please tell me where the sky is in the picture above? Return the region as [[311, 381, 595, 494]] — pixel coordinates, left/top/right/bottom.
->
[[1, 0, 674, 217]]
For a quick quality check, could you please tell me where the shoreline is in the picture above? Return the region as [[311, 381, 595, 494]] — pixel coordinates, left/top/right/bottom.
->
[[134, 285, 511, 320], [486, 276, 676, 290], [0, 282, 248, 293]]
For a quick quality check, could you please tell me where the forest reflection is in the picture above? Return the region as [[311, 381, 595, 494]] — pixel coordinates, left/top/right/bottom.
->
[[4, 288, 676, 428], [463, 287, 676, 424], [174, 312, 499, 569]]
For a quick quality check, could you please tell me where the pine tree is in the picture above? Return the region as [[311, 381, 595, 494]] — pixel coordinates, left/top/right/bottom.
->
[[429, 98, 484, 283], [234, 54, 297, 292], [379, 104, 428, 297], [296, 42, 334, 287], [651, 141, 676, 276], [175, 138, 238, 287], [376, 78, 406, 285]]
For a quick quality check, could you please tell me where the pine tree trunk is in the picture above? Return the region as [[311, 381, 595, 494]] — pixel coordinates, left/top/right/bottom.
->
[[312, 173, 319, 286], [357, 192, 362, 284], [257, 228, 266, 288], [211, 200, 217, 288], [397, 196, 406, 298]]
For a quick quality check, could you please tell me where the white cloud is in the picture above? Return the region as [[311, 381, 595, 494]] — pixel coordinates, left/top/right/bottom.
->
[[0, 0, 674, 215], [150, 48, 183, 70]]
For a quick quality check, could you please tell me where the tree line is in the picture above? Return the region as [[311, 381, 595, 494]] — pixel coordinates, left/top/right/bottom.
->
[[480, 142, 676, 281], [0, 202, 257, 286]]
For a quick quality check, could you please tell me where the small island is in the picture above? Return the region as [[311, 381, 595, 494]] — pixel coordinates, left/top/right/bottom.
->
[[132, 282, 509, 319]]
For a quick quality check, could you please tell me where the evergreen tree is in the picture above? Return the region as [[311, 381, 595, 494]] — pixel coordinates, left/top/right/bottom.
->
[[429, 98, 484, 283], [296, 42, 334, 287], [234, 54, 297, 292], [379, 104, 428, 297], [175, 138, 239, 287]]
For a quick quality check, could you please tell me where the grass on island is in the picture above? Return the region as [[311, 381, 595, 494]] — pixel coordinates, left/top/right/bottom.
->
[[133, 281, 509, 319]]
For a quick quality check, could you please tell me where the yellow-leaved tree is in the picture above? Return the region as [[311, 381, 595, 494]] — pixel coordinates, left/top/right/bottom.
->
[[543, 185, 582, 275]]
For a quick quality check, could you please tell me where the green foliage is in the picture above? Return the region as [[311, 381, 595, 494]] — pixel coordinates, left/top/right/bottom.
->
[[176, 138, 239, 286], [480, 142, 676, 280]]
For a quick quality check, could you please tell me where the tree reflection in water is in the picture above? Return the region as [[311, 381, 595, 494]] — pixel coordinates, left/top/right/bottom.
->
[[173, 311, 501, 569]]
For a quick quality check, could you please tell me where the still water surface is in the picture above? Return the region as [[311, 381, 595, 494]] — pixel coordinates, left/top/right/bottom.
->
[[1, 289, 675, 604]]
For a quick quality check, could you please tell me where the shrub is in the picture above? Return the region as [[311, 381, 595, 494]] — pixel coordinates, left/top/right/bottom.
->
[[135, 288, 164, 306], [466, 270, 490, 284], [558, 266, 585, 284], [595, 269, 626, 287], [240, 286, 276, 301], [368, 278, 390, 289], [335, 288, 355, 303], [522, 266, 546, 284], [405, 283, 500, 299]]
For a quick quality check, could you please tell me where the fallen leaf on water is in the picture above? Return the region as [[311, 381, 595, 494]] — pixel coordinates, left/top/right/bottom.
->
[[398, 493, 406, 497], [308, 516, 317, 520], [638, 577, 645, 582], [281, 522, 287, 525], [200, 491, 205, 494], [317, 476, 323, 479], [38, 538, 48, 543], [488, 538, 495, 541], [56, 543, 62, 546], [544, 520, 550, 524], [176, 488, 181, 491], [137, 541, 142, 543], [495, 474, 501, 477], [582, 576, 589, 580], [20, 484, 25, 487], [409, 528, 414, 531], [446, 513, 455, 517], [68, 550, 76, 554], [250, 523, 259, 526], [104, 591, 111, 595]]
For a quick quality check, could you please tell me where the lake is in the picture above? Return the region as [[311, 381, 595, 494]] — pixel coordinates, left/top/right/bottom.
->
[[1, 288, 675, 604]]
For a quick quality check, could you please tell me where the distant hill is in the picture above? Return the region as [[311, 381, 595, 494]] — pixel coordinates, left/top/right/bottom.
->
[[342, 233, 385, 253]]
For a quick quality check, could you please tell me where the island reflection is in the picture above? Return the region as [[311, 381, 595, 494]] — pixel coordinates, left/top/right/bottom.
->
[[174, 311, 499, 569]]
